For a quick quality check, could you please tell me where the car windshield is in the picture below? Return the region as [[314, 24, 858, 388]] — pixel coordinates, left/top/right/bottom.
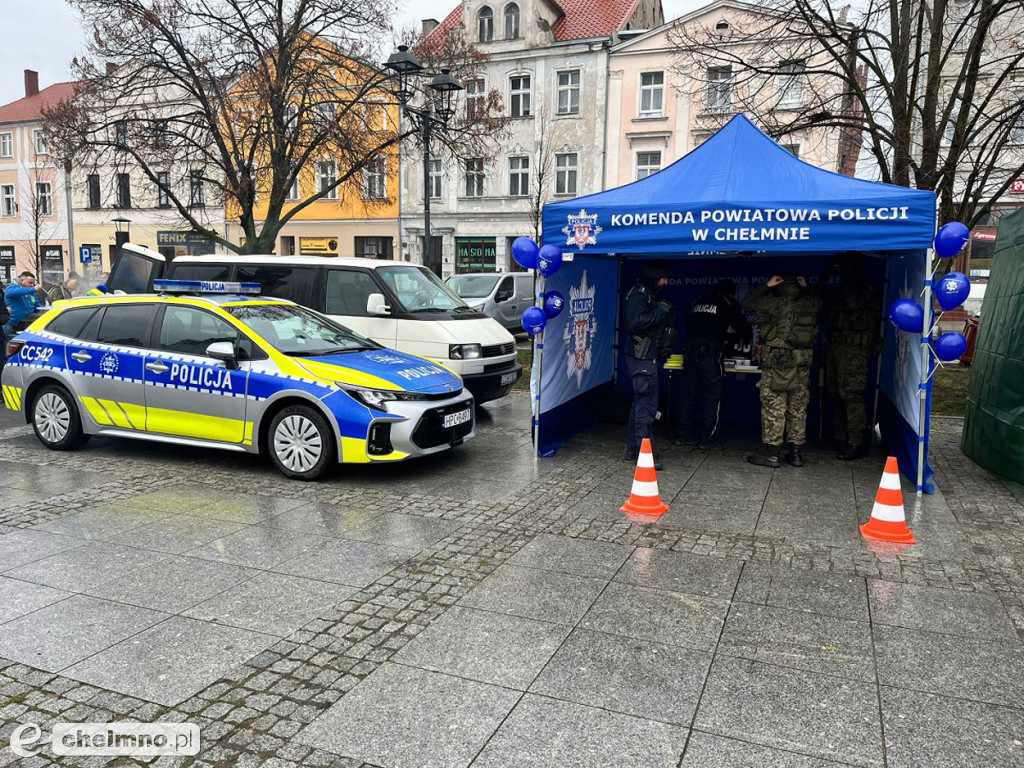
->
[[378, 266, 469, 312], [226, 303, 380, 357], [447, 274, 501, 299]]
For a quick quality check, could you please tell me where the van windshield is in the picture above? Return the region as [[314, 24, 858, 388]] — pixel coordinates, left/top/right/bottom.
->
[[377, 266, 470, 313], [447, 274, 500, 299]]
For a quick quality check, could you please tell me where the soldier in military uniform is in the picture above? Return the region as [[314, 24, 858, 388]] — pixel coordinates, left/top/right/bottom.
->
[[822, 253, 883, 460], [624, 262, 673, 469], [742, 272, 822, 467]]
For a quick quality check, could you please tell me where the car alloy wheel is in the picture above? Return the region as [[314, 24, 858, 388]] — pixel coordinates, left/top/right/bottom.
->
[[35, 392, 71, 443], [273, 413, 324, 473]]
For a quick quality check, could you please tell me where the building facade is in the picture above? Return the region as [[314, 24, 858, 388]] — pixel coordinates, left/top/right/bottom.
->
[[406, 0, 663, 277], [0, 71, 76, 286]]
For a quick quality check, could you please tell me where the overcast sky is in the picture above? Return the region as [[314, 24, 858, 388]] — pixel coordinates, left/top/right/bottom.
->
[[0, 0, 704, 106]]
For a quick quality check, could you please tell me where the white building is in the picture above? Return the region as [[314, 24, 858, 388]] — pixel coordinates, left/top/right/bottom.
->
[[405, 0, 663, 277]]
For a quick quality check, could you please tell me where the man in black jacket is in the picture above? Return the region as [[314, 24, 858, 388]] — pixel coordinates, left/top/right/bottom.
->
[[674, 279, 751, 448]]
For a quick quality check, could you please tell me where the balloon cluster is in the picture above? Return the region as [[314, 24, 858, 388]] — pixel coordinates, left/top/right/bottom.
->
[[512, 237, 566, 335], [888, 222, 971, 362]]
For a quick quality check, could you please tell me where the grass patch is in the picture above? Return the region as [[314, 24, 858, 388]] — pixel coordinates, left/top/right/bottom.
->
[[515, 345, 533, 391], [931, 365, 972, 417]]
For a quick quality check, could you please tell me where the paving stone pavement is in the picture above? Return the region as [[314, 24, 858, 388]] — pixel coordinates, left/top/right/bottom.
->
[[0, 398, 1022, 766]]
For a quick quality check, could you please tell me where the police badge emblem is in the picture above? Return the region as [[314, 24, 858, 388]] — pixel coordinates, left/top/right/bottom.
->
[[562, 209, 603, 251], [562, 270, 597, 387]]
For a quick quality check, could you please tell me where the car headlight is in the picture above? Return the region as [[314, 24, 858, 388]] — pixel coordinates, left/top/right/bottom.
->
[[450, 343, 482, 360], [346, 388, 398, 410]]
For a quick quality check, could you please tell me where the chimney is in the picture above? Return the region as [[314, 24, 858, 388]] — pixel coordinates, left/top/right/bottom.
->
[[422, 18, 439, 36], [24, 70, 39, 98], [106, 62, 119, 75]]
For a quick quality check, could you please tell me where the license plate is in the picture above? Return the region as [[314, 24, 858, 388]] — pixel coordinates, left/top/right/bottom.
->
[[443, 408, 472, 429], [500, 371, 518, 385]]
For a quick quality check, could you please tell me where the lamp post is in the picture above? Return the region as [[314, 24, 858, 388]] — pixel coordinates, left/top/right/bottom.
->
[[385, 46, 463, 276], [112, 216, 131, 270]]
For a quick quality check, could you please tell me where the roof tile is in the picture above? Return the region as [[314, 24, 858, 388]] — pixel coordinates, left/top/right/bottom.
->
[[0, 82, 79, 125]]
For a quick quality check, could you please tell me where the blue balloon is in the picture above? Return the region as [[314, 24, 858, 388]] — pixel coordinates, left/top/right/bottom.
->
[[522, 305, 547, 335], [890, 298, 924, 333], [934, 331, 968, 361], [936, 271, 970, 312], [538, 244, 563, 277], [512, 237, 539, 270], [543, 290, 565, 318], [934, 222, 970, 259]]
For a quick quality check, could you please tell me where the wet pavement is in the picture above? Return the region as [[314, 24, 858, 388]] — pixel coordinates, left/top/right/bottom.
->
[[0, 395, 1022, 766]]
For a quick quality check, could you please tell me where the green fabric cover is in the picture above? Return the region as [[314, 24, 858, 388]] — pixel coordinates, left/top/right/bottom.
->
[[963, 206, 1024, 482]]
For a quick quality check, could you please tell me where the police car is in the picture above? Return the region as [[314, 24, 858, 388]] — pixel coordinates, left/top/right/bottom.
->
[[0, 281, 475, 480]]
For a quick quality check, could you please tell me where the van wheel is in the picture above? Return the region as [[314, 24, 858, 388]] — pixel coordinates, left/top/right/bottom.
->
[[32, 385, 89, 451], [268, 405, 335, 480]]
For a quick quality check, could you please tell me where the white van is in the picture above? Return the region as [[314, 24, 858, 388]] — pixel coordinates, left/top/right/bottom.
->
[[446, 272, 535, 333], [105, 246, 522, 403]]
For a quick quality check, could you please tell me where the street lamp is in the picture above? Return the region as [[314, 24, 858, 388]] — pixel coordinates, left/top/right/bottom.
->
[[385, 45, 463, 274]]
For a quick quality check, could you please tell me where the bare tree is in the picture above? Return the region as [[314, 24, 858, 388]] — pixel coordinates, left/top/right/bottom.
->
[[527, 108, 557, 244], [667, 0, 1024, 228], [15, 158, 63, 285], [46, 0, 504, 255]]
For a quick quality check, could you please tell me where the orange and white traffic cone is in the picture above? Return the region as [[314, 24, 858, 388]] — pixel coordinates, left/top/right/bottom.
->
[[860, 456, 916, 544], [620, 438, 669, 517]]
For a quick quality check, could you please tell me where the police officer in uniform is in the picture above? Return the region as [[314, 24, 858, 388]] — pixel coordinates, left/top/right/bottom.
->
[[822, 253, 882, 460], [742, 272, 821, 467], [624, 262, 673, 469], [675, 279, 751, 448]]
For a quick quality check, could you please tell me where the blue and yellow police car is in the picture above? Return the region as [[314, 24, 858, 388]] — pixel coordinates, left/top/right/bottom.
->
[[0, 281, 475, 480]]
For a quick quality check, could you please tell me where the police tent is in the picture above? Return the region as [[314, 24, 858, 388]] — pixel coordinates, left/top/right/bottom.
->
[[538, 114, 939, 492]]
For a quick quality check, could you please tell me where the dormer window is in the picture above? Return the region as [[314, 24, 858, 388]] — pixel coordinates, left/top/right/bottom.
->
[[478, 6, 494, 42], [504, 3, 520, 39]]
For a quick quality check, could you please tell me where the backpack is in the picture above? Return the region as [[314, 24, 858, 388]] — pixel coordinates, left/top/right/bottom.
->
[[778, 294, 819, 349]]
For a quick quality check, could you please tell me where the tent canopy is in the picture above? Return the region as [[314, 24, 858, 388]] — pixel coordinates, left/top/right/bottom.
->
[[543, 115, 936, 255]]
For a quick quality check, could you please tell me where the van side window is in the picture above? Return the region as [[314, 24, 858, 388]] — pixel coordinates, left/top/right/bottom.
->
[[166, 264, 230, 282], [496, 276, 514, 301], [236, 265, 316, 305], [516, 274, 534, 300], [325, 270, 379, 317]]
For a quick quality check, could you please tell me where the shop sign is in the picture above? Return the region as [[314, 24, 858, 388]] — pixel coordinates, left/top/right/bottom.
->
[[157, 231, 212, 247], [455, 238, 497, 272], [972, 231, 997, 242], [1011, 179, 1024, 194], [300, 237, 339, 254], [0, 245, 14, 284], [42, 245, 64, 265]]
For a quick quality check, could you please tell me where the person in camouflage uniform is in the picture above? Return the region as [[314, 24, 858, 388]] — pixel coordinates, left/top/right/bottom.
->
[[742, 272, 822, 468], [822, 253, 883, 460]]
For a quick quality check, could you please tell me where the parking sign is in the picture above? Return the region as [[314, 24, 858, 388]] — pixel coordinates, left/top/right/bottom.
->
[[79, 246, 92, 264]]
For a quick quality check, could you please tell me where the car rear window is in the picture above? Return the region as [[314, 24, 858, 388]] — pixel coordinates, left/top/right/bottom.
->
[[45, 307, 99, 339]]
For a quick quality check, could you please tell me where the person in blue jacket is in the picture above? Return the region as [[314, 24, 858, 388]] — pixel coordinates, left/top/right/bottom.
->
[[4, 271, 41, 340]]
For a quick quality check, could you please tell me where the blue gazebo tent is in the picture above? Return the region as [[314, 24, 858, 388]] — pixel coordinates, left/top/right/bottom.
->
[[539, 114, 938, 491]]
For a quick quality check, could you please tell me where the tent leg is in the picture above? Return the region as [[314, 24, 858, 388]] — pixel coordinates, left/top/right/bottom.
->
[[917, 248, 935, 495], [532, 271, 548, 459]]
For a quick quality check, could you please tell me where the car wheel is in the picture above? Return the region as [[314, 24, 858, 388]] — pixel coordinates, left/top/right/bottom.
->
[[32, 384, 89, 451], [268, 404, 335, 481]]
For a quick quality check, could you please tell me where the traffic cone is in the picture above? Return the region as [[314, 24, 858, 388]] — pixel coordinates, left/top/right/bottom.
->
[[860, 456, 916, 544], [620, 438, 669, 517]]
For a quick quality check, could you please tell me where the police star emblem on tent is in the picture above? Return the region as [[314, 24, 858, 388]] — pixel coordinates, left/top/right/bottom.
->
[[563, 270, 597, 386], [563, 209, 603, 250]]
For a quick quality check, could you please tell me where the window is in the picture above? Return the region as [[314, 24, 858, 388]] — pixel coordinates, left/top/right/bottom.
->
[[504, 2, 520, 39], [705, 66, 733, 113], [509, 155, 529, 196], [465, 158, 485, 197], [316, 159, 338, 200], [46, 307, 99, 339], [235, 265, 317, 305], [35, 182, 52, 217], [354, 237, 394, 259], [636, 151, 661, 180], [555, 152, 578, 195], [1, 185, 15, 217], [780, 143, 800, 158], [776, 60, 806, 109], [692, 132, 712, 148], [510, 75, 531, 118], [477, 6, 494, 42], [87, 174, 101, 209], [159, 305, 239, 356], [466, 78, 486, 119], [0, 132, 11, 158], [95, 304, 156, 348], [557, 70, 580, 115], [640, 71, 665, 116], [363, 159, 386, 200], [167, 264, 230, 282], [428, 158, 442, 198], [286, 171, 301, 201], [157, 171, 171, 208], [115, 120, 128, 149], [116, 173, 131, 208], [153, 119, 169, 147], [189, 170, 205, 207], [33, 129, 48, 156], [1011, 108, 1024, 144], [325, 269, 381, 316]]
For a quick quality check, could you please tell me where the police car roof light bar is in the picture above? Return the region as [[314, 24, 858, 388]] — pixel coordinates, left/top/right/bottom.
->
[[153, 279, 262, 295]]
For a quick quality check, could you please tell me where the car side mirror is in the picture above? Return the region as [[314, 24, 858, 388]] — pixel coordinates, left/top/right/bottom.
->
[[206, 341, 239, 370], [367, 293, 391, 316]]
